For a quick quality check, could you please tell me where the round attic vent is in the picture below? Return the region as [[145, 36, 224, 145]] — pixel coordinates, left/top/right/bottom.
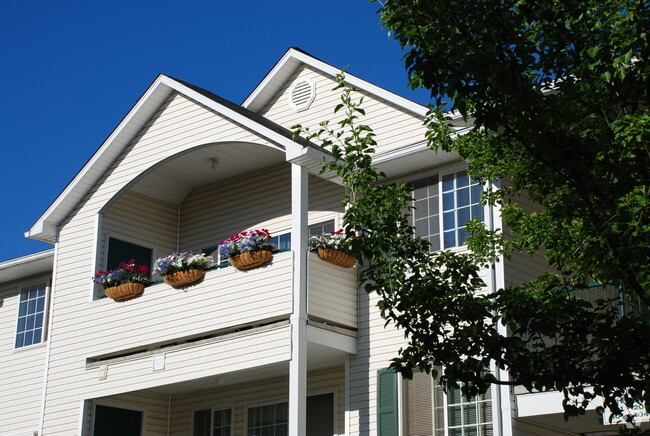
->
[[289, 79, 316, 112]]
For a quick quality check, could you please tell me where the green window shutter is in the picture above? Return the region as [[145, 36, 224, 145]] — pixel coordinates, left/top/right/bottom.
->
[[378, 368, 398, 436]]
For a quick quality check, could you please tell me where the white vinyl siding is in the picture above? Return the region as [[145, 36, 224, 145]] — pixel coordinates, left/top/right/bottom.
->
[[307, 252, 358, 329], [259, 65, 429, 156], [100, 190, 178, 272], [168, 367, 344, 435], [40, 90, 300, 434], [180, 168, 344, 254], [0, 277, 49, 435]]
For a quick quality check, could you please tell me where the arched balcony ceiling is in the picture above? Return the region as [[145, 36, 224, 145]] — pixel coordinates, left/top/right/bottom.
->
[[128, 142, 285, 205]]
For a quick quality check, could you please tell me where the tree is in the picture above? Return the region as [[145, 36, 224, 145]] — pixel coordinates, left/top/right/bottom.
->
[[298, 0, 650, 424], [375, 0, 650, 422]]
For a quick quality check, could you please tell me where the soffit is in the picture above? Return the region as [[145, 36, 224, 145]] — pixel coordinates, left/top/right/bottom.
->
[[128, 142, 286, 205]]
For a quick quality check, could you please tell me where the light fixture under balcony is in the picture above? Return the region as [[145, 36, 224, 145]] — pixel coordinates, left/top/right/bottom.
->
[[210, 158, 220, 171]]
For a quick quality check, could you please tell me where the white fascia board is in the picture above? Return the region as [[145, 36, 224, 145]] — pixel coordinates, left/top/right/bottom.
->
[[373, 141, 430, 165], [27, 75, 175, 243], [243, 48, 429, 117], [0, 249, 54, 283], [0, 249, 54, 271]]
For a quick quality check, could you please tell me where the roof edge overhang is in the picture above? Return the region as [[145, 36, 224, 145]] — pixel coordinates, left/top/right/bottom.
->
[[0, 249, 55, 284], [27, 74, 327, 243], [242, 47, 430, 117]]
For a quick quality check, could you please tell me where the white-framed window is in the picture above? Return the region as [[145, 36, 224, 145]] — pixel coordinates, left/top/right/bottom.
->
[[15, 281, 48, 348], [409, 169, 484, 250], [193, 405, 233, 436], [247, 401, 288, 436], [405, 371, 493, 436], [245, 392, 336, 436]]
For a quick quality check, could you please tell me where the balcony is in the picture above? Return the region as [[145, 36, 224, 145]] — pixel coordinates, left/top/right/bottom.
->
[[85, 250, 357, 360]]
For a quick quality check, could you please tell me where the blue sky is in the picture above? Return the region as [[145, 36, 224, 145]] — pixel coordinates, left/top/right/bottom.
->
[[0, 0, 431, 262]]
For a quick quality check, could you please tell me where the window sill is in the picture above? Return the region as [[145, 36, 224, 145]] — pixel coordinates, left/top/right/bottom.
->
[[13, 341, 47, 353]]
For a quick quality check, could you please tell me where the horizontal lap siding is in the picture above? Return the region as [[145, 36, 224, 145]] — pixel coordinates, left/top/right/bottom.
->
[[350, 289, 406, 436], [169, 366, 345, 436], [502, 190, 552, 287], [75, 325, 292, 400], [258, 65, 428, 155], [101, 191, 178, 268], [307, 253, 357, 328], [88, 391, 169, 436], [0, 277, 49, 435], [180, 168, 344, 252], [43, 91, 286, 435], [179, 165, 292, 251]]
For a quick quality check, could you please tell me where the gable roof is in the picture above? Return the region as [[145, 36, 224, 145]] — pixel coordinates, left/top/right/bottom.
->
[[242, 47, 429, 117], [26, 74, 329, 244]]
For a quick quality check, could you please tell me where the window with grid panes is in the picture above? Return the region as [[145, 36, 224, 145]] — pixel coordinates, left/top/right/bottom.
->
[[441, 170, 483, 249], [193, 407, 232, 436], [247, 401, 288, 436], [411, 175, 441, 251], [441, 384, 492, 436], [15, 282, 47, 348], [406, 370, 493, 436], [410, 170, 483, 250]]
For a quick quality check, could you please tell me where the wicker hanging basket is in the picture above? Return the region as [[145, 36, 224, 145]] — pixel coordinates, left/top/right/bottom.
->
[[317, 248, 356, 268], [164, 268, 205, 288], [229, 250, 273, 271], [104, 282, 145, 302]]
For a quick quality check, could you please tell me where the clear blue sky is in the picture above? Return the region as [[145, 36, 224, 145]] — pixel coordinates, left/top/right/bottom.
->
[[0, 0, 431, 262]]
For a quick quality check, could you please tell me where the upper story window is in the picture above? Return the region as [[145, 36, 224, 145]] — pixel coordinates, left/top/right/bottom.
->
[[410, 170, 484, 250], [15, 281, 48, 348]]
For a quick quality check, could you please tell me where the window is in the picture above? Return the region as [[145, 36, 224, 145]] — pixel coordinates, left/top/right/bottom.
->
[[15, 281, 47, 348], [247, 402, 288, 436], [106, 237, 152, 277], [268, 233, 292, 251], [93, 404, 143, 436], [410, 170, 484, 250], [266, 220, 336, 252], [308, 220, 335, 237], [441, 170, 483, 248], [194, 407, 233, 436], [406, 371, 493, 436], [245, 393, 335, 436]]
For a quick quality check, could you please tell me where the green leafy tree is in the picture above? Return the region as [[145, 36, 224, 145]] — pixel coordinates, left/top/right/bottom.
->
[[296, 0, 649, 422], [373, 0, 650, 420]]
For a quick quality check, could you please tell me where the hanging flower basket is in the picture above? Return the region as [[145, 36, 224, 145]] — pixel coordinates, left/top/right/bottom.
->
[[317, 248, 356, 268], [104, 282, 145, 302], [163, 268, 205, 288], [229, 250, 273, 271]]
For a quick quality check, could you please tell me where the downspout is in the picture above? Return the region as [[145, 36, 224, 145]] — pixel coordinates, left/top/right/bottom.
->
[[39, 241, 60, 436]]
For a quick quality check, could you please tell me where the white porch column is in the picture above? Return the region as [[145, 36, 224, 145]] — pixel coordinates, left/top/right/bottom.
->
[[290, 163, 308, 436]]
